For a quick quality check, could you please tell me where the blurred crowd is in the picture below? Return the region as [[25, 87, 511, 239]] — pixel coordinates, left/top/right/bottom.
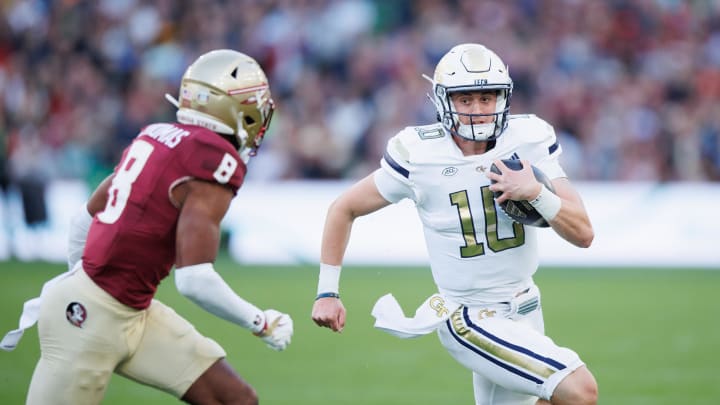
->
[[1, 0, 720, 190]]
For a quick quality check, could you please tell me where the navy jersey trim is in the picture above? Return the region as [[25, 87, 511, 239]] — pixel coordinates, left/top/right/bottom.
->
[[383, 151, 409, 178], [548, 141, 559, 155], [446, 320, 544, 385], [462, 308, 567, 371]]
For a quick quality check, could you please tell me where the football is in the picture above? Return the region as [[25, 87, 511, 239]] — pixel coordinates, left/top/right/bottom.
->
[[489, 159, 556, 228]]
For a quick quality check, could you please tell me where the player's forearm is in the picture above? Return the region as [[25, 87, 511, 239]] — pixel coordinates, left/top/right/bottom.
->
[[316, 197, 358, 298], [548, 199, 594, 248], [321, 174, 392, 265], [544, 179, 594, 247], [320, 199, 355, 266], [318, 177, 392, 297], [175, 263, 265, 333]]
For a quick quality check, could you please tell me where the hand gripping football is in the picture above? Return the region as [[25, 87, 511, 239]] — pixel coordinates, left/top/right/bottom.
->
[[489, 159, 555, 228]]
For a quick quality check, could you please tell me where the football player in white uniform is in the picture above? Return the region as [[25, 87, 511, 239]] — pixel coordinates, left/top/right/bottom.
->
[[312, 43, 598, 405]]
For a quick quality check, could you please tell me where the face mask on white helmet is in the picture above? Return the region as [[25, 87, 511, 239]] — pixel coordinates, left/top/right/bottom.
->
[[423, 43, 513, 142]]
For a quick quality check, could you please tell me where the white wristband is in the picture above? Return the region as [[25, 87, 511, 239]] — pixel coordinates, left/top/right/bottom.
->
[[317, 263, 341, 295], [528, 185, 562, 221]]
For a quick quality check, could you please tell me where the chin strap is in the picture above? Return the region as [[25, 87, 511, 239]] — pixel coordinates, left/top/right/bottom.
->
[[456, 121, 495, 141], [234, 112, 252, 164], [164, 93, 180, 108]]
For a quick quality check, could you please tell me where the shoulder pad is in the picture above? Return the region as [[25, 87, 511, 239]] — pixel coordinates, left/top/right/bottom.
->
[[506, 115, 556, 145], [502, 115, 561, 162], [390, 124, 449, 156], [382, 129, 414, 179], [180, 128, 246, 192], [383, 124, 441, 178]]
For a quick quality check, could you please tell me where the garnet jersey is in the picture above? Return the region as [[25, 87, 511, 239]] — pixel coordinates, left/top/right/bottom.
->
[[374, 114, 565, 305], [83, 123, 245, 309]]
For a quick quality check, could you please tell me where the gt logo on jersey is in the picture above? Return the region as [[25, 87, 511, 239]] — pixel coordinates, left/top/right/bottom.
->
[[442, 167, 458, 176], [66, 302, 87, 328]]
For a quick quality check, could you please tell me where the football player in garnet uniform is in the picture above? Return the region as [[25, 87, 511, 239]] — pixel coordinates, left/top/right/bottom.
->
[[312, 43, 598, 405], [27, 50, 291, 405]]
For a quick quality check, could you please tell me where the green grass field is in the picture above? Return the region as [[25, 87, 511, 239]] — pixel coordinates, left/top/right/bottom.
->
[[1, 257, 718, 404]]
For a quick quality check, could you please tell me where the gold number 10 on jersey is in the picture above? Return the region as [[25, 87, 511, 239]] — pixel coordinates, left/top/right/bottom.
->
[[450, 186, 525, 258]]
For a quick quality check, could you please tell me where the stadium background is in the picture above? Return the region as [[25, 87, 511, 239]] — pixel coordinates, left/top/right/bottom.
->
[[1, 1, 718, 404]]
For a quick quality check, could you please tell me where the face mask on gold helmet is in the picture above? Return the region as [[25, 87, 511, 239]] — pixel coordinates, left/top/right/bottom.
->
[[165, 49, 275, 163]]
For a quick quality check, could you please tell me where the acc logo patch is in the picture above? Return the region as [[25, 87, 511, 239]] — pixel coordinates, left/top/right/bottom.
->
[[442, 167, 458, 176], [66, 302, 87, 328]]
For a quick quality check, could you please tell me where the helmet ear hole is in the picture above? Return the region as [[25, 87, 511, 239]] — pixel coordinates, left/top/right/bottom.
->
[[244, 116, 256, 126]]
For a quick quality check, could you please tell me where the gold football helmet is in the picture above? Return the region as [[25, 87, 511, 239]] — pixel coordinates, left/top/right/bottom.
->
[[166, 49, 275, 162], [424, 43, 513, 141]]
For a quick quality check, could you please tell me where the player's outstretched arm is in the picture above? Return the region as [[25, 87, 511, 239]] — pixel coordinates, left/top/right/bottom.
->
[[173, 179, 293, 350], [312, 174, 391, 333]]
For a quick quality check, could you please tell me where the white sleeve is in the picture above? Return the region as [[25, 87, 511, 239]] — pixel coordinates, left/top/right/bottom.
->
[[518, 117, 566, 180], [67, 204, 93, 270], [175, 263, 265, 333], [535, 125, 566, 180], [376, 130, 419, 203], [373, 168, 415, 203]]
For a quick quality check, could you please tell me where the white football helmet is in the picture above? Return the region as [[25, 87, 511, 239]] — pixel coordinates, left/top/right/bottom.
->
[[166, 49, 275, 163], [424, 43, 513, 141]]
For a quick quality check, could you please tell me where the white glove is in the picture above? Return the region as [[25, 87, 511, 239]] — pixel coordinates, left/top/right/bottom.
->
[[254, 309, 293, 351]]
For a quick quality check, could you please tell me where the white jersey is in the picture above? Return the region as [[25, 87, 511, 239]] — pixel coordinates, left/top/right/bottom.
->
[[374, 114, 566, 305]]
